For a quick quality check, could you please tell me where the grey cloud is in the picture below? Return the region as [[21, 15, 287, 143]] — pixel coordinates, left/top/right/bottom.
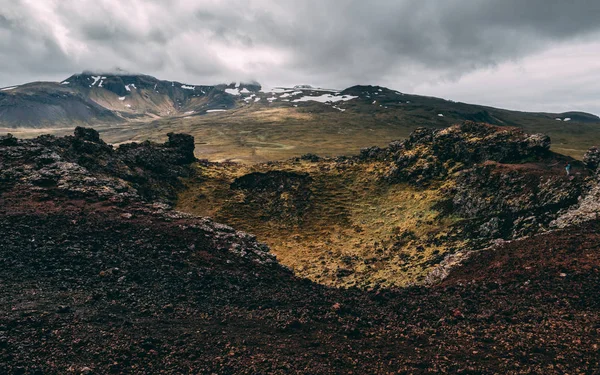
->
[[0, 5, 75, 78], [0, 0, 598, 113]]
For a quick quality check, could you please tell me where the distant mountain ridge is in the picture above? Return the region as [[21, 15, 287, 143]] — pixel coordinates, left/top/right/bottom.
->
[[1, 72, 598, 129], [0, 72, 261, 127]]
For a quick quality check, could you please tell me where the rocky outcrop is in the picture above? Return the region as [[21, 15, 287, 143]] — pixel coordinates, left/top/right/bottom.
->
[[551, 183, 600, 228], [360, 122, 552, 185], [0, 127, 195, 202], [448, 162, 584, 240], [0, 128, 276, 266], [357, 122, 589, 243], [583, 146, 600, 171], [549, 145, 600, 228]]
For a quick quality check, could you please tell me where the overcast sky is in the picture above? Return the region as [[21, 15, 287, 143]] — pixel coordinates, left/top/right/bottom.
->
[[1, 0, 599, 114]]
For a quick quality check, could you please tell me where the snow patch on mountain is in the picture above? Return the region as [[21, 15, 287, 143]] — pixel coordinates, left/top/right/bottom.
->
[[270, 88, 294, 94], [292, 94, 358, 103], [280, 91, 302, 98], [90, 76, 102, 87]]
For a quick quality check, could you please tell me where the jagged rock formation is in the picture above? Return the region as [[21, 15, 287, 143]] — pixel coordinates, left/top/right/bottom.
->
[[447, 161, 584, 240], [359, 122, 552, 184], [551, 146, 600, 228], [0, 127, 195, 202], [583, 146, 600, 171]]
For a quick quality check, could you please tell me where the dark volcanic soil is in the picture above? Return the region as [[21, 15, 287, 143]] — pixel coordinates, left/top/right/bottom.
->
[[1, 128, 599, 374]]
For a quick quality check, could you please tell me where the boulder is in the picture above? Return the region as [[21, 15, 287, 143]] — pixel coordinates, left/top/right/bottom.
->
[[166, 132, 195, 164], [0, 133, 18, 146], [74, 126, 102, 143], [583, 146, 600, 171]]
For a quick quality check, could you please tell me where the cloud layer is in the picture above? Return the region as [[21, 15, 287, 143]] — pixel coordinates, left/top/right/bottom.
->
[[1, 0, 599, 113]]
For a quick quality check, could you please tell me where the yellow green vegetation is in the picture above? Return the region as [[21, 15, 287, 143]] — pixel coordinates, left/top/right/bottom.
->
[[177, 159, 463, 288]]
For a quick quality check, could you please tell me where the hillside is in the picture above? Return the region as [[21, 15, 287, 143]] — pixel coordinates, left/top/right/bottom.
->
[[177, 122, 590, 288], [2, 73, 600, 160], [1, 126, 599, 373]]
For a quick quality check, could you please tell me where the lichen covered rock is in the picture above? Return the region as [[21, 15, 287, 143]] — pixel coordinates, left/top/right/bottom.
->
[[375, 122, 552, 184], [0, 127, 196, 202]]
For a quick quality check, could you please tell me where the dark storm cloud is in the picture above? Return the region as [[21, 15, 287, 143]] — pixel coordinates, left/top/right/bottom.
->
[[242, 0, 600, 81], [0, 0, 599, 112]]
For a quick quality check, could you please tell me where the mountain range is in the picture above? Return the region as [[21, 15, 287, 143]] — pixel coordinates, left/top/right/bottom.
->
[[2, 72, 600, 161], [0, 72, 259, 127]]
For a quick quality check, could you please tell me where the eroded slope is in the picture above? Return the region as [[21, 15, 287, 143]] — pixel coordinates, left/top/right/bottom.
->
[[1, 128, 599, 374], [178, 122, 588, 287]]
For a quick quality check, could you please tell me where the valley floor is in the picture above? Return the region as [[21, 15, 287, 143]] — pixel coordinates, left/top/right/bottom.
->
[[177, 160, 461, 288]]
